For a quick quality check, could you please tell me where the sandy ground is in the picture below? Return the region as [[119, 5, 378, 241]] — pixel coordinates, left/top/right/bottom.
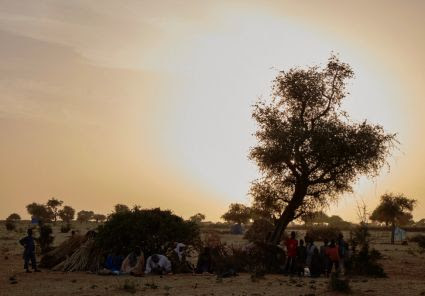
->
[[1, 222, 425, 296]]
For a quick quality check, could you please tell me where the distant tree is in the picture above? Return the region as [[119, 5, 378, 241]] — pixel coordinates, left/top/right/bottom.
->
[[221, 203, 251, 225], [93, 214, 107, 223], [301, 211, 329, 225], [189, 213, 206, 224], [26, 202, 53, 225], [46, 198, 63, 222], [415, 218, 425, 227], [6, 213, 21, 221], [249, 55, 396, 245], [58, 206, 75, 224], [327, 215, 351, 228], [114, 204, 130, 213], [76, 210, 94, 223], [370, 193, 416, 244]]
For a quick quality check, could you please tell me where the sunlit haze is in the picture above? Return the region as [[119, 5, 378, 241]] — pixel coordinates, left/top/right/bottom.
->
[[1, 0, 424, 222]]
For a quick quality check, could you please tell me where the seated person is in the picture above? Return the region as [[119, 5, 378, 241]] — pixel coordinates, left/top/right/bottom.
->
[[195, 247, 213, 274], [168, 243, 193, 273], [145, 254, 172, 275], [99, 253, 124, 275], [121, 246, 145, 276]]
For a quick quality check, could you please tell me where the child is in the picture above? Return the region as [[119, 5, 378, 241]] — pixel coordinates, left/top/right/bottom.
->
[[325, 239, 340, 275], [19, 229, 41, 273]]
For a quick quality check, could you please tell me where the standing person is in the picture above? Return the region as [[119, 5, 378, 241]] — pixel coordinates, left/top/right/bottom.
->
[[309, 248, 322, 278], [337, 233, 346, 274], [19, 229, 41, 273], [306, 239, 317, 269], [284, 231, 298, 275], [326, 239, 340, 275], [145, 254, 172, 275], [320, 238, 330, 276], [295, 239, 307, 276]]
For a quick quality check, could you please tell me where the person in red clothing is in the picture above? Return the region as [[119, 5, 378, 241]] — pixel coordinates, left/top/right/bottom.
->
[[284, 231, 298, 275], [325, 239, 340, 275]]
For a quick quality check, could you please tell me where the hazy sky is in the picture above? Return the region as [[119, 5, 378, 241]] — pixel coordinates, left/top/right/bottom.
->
[[1, 0, 424, 222]]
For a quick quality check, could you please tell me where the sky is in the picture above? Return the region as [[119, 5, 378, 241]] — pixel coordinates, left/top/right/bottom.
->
[[0, 0, 424, 222]]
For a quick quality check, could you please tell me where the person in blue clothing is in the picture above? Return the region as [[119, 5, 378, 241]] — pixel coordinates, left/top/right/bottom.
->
[[19, 229, 41, 273]]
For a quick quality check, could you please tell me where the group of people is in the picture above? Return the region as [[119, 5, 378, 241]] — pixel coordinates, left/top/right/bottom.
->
[[284, 231, 348, 277], [101, 243, 191, 276]]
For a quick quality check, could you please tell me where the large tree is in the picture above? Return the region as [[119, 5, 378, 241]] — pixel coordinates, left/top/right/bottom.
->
[[189, 213, 206, 224], [47, 198, 63, 222], [114, 204, 130, 213], [370, 193, 416, 244], [221, 203, 251, 225], [250, 55, 396, 245]]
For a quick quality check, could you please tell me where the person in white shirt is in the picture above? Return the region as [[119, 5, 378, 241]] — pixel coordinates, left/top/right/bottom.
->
[[145, 254, 172, 275]]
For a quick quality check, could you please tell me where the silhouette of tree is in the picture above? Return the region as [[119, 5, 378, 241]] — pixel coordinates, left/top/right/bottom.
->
[[221, 203, 251, 225], [370, 193, 416, 244], [58, 206, 75, 224], [47, 198, 63, 222], [93, 214, 107, 223], [189, 213, 206, 224], [26, 202, 54, 225], [250, 55, 396, 245], [114, 204, 130, 213], [6, 213, 21, 221], [76, 210, 94, 223]]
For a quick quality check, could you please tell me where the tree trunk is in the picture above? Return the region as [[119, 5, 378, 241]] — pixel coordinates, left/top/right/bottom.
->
[[268, 184, 307, 245], [391, 222, 395, 244]]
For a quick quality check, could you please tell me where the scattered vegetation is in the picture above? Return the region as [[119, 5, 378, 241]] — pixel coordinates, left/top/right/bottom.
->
[[410, 234, 425, 250], [305, 226, 342, 241], [244, 219, 274, 243]]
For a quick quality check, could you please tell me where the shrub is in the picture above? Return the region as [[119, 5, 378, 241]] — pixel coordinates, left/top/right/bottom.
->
[[410, 234, 425, 250], [96, 207, 200, 256], [305, 226, 342, 242], [244, 219, 274, 243], [60, 224, 71, 233], [5, 221, 16, 231]]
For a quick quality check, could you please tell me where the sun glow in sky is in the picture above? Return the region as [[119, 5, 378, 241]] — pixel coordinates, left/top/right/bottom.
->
[[1, 0, 424, 221]]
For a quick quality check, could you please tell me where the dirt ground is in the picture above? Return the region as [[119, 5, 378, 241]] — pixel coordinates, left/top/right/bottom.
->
[[1, 222, 425, 296]]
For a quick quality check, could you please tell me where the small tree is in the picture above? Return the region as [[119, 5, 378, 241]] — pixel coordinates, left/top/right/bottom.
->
[[6, 213, 21, 221], [114, 204, 130, 213], [93, 214, 107, 223], [58, 206, 75, 224], [370, 193, 416, 244], [46, 198, 63, 222], [189, 213, 206, 224], [221, 203, 251, 225], [77, 210, 94, 223], [250, 55, 396, 245], [26, 202, 54, 225]]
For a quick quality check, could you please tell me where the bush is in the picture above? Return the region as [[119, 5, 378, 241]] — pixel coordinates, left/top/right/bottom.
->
[[96, 207, 200, 256], [60, 224, 71, 233], [410, 234, 425, 250], [305, 226, 342, 242], [244, 219, 274, 243], [5, 221, 16, 231]]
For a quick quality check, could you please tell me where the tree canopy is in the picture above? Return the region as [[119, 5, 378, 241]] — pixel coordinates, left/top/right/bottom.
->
[[221, 203, 252, 225], [114, 204, 130, 213], [93, 213, 107, 223], [370, 193, 416, 243], [250, 55, 396, 244], [26, 202, 54, 224], [46, 198, 63, 222], [58, 206, 75, 223], [6, 213, 21, 221], [189, 213, 206, 224], [76, 210, 94, 223]]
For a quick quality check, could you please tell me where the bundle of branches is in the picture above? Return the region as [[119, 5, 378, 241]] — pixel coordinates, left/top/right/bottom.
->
[[39, 234, 87, 268], [53, 238, 103, 272]]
